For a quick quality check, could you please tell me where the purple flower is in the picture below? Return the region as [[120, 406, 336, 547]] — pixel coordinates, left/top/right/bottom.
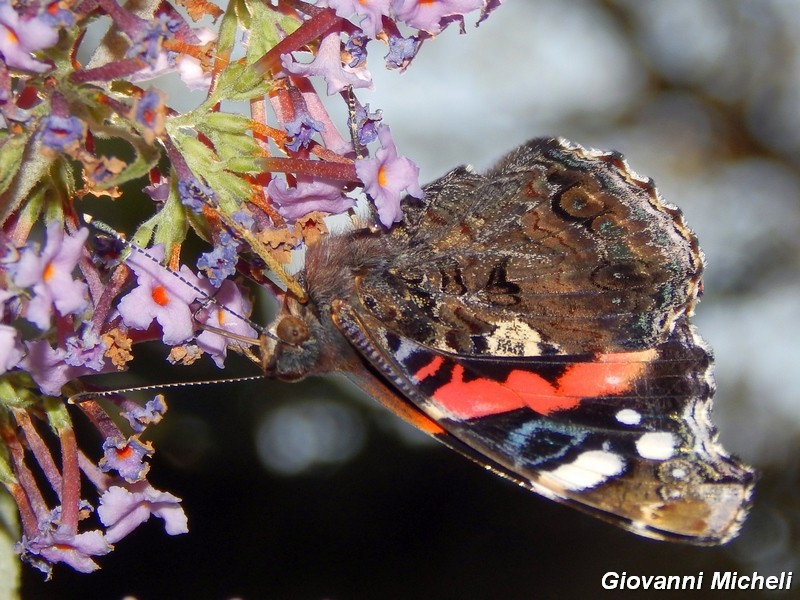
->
[[100, 436, 153, 483], [344, 33, 368, 68], [178, 178, 215, 213], [267, 176, 355, 221], [392, 0, 484, 34], [478, 0, 504, 26], [132, 89, 166, 143], [285, 112, 325, 152], [0, 0, 59, 73], [385, 32, 421, 70], [143, 178, 170, 203], [195, 279, 258, 368], [98, 481, 188, 544], [355, 126, 422, 227], [122, 395, 168, 433], [13, 222, 89, 331], [328, 0, 391, 38], [40, 2, 75, 28], [352, 102, 382, 146], [281, 31, 373, 95], [19, 525, 111, 576], [40, 115, 87, 154], [128, 13, 180, 64], [19, 340, 104, 395], [0, 323, 23, 374], [64, 328, 108, 371], [232, 209, 255, 230], [197, 230, 238, 288], [116, 245, 202, 345]]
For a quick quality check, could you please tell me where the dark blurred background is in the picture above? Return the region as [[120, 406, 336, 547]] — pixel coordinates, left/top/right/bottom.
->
[[24, 1, 800, 598]]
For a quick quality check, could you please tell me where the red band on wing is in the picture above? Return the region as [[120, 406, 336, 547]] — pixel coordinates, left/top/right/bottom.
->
[[427, 350, 657, 419], [414, 355, 445, 381]]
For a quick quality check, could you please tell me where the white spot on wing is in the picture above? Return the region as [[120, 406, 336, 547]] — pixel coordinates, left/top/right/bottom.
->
[[671, 466, 688, 480], [615, 408, 641, 425], [636, 432, 677, 460], [485, 319, 545, 356], [541, 450, 624, 491], [393, 338, 416, 365]]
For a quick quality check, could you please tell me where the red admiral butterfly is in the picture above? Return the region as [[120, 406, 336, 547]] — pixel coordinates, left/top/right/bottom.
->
[[257, 137, 753, 544]]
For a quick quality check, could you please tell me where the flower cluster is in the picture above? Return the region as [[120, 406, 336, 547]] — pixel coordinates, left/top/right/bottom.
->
[[0, 0, 500, 578]]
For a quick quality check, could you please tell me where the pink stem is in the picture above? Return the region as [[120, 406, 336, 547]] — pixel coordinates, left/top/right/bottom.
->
[[5, 481, 39, 537], [252, 8, 341, 76], [261, 156, 357, 181], [3, 424, 51, 526], [13, 410, 63, 499], [58, 427, 81, 533], [74, 399, 124, 441], [78, 450, 112, 492]]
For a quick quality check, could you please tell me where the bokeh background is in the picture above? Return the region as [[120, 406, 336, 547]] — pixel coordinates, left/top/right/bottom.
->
[[24, 1, 800, 598]]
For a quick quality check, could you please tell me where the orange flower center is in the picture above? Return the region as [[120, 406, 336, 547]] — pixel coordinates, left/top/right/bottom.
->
[[151, 285, 170, 306], [43, 261, 55, 283], [115, 444, 134, 459]]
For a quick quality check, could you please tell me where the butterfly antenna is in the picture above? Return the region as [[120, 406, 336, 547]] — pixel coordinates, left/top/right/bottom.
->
[[68, 376, 266, 404], [83, 214, 278, 345], [345, 86, 367, 160]]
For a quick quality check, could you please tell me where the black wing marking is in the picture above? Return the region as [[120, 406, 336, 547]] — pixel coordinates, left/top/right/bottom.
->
[[357, 138, 703, 357], [335, 303, 754, 545]]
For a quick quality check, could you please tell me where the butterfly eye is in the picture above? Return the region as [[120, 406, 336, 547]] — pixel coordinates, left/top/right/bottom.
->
[[276, 315, 310, 345]]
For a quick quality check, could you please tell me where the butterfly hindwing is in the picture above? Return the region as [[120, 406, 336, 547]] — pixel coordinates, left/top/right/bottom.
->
[[333, 303, 753, 545]]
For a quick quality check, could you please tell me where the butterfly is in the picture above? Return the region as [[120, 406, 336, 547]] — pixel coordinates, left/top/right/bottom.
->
[[244, 137, 753, 544]]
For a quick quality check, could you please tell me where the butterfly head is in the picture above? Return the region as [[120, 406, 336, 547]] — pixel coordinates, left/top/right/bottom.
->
[[260, 295, 320, 382], [262, 292, 358, 382]]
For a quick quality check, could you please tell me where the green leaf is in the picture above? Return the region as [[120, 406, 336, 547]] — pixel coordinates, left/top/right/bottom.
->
[[245, 0, 300, 65], [201, 112, 255, 133], [0, 137, 56, 226], [43, 395, 73, 434], [200, 130, 264, 163], [0, 488, 21, 600], [132, 181, 189, 255], [167, 130, 253, 214], [0, 134, 29, 197], [42, 159, 75, 223], [0, 375, 41, 414], [195, 113, 264, 161], [218, 0, 244, 58], [212, 62, 274, 102], [204, 168, 255, 205], [154, 187, 189, 251], [9, 158, 74, 233], [216, 132, 264, 163], [223, 155, 267, 174], [169, 130, 220, 175]]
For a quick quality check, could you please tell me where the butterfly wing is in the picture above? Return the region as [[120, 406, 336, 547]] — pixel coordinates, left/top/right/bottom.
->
[[333, 304, 753, 545], [354, 138, 703, 358], [327, 138, 752, 544]]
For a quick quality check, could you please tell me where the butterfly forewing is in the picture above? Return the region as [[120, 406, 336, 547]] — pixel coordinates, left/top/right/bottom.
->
[[355, 138, 703, 358]]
